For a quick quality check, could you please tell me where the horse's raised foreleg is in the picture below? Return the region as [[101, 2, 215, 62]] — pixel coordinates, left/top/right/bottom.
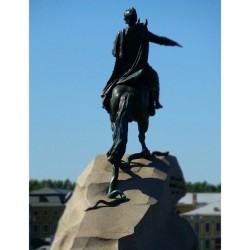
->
[[125, 119, 151, 165], [138, 120, 150, 155]]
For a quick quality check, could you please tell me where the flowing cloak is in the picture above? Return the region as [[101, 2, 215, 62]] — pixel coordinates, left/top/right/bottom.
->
[[101, 22, 149, 111]]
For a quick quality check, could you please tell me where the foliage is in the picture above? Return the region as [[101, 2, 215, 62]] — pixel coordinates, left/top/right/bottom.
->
[[29, 178, 76, 191], [29, 179, 220, 193], [185, 181, 221, 193]]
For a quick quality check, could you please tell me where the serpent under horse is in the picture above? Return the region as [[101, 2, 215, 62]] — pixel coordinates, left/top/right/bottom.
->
[[106, 76, 152, 199]]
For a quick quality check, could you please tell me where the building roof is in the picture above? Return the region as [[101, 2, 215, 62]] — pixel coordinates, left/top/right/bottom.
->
[[30, 196, 64, 207], [30, 187, 72, 207], [30, 187, 71, 195], [178, 192, 221, 205], [182, 200, 221, 216]]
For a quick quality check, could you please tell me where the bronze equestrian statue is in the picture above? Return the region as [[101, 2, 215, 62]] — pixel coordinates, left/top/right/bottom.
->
[[101, 7, 182, 200]]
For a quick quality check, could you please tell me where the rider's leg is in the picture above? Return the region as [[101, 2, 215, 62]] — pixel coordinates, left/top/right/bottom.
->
[[148, 65, 163, 109]]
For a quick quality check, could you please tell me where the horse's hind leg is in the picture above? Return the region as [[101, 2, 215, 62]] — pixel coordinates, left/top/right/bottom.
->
[[107, 163, 119, 197], [106, 92, 132, 197], [109, 97, 119, 141], [107, 93, 132, 164], [110, 122, 116, 141]]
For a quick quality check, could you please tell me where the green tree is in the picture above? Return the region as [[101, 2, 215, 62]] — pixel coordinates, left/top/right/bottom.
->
[[185, 181, 221, 193], [29, 179, 76, 191]]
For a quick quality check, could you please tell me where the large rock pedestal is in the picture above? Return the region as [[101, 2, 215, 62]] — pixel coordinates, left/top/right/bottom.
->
[[51, 154, 198, 250]]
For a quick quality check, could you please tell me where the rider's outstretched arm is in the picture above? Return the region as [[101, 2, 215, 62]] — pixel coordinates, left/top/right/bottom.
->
[[148, 31, 182, 47]]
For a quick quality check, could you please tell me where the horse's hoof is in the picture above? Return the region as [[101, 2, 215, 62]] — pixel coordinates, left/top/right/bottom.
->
[[107, 190, 126, 199], [121, 160, 130, 169], [142, 149, 151, 158], [107, 191, 118, 199], [152, 151, 169, 157]]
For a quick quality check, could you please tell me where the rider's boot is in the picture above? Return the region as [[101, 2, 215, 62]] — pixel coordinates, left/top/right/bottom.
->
[[154, 91, 163, 109], [154, 100, 163, 109]]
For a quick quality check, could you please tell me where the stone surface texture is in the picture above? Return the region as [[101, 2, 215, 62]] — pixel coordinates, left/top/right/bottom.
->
[[51, 154, 198, 250]]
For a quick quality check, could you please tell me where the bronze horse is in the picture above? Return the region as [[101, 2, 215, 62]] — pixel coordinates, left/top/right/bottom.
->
[[106, 77, 152, 199]]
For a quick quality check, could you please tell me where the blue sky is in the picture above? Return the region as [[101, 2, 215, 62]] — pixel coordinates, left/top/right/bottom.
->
[[29, 0, 221, 184]]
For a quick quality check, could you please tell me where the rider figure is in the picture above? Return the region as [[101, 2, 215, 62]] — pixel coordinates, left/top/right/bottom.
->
[[102, 7, 182, 115]]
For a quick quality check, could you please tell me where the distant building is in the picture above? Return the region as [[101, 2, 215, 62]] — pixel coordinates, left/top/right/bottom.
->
[[29, 187, 72, 240], [176, 192, 221, 214], [176, 193, 221, 250]]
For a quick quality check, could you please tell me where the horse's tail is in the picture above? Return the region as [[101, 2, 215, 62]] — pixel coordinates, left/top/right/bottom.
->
[[107, 92, 133, 164]]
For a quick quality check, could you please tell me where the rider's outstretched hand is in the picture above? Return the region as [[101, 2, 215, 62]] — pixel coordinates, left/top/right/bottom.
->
[[175, 42, 183, 47]]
